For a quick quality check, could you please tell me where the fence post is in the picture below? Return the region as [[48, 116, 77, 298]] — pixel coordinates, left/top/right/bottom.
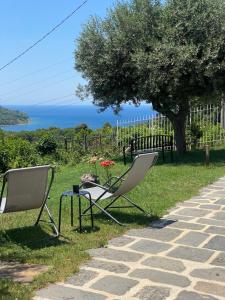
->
[[205, 144, 210, 167], [116, 120, 119, 147], [221, 98, 225, 129], [84, 135, 88, 152], [64, 138, 68, 152]]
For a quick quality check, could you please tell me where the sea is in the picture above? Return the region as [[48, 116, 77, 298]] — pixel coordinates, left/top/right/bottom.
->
[[1, 104, 154, 132]]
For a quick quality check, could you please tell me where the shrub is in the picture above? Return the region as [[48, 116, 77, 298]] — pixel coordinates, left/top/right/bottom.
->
[[37, 134, 58, 155]]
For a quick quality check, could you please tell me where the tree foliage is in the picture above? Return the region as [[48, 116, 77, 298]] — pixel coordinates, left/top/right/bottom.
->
[[75, 0, 225, 153]]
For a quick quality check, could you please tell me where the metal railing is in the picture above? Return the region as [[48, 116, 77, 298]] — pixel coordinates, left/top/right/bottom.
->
[[116, 105, 225, 149]]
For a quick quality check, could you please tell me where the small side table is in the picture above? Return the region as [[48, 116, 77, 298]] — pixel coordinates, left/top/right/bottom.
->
[[58, 190, 94, 234]]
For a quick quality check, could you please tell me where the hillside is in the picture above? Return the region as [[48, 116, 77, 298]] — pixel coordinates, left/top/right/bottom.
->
[[0, 106, 29, 125]]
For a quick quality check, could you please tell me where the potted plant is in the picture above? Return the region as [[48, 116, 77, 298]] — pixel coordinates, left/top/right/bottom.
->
[[80, 155, 101, 188]]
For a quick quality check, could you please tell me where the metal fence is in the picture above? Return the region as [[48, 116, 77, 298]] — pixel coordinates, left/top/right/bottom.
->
[[61, 133, 117, 152], [116, 105, 225, 149]]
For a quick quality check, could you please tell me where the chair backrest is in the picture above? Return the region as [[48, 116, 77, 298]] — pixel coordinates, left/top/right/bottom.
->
[[1, 165, 52, 213], [113, 152, 158, 197]]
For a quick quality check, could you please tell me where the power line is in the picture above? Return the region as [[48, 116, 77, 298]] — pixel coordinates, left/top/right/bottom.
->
[[0, 75, 76, 101], [0, 0, 88, 72], [32, 93, 76, 106], [0, 57, 71, 87], [0, 69, 73, 98]]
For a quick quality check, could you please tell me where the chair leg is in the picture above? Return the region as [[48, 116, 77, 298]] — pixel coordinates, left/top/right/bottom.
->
[[71, 196, 74, 227], [45, 205, 59, 237], [90, 199, 124, 226], [78, 196, 82, 233], [58, 195, 63, 235], [35, 201, 45, 226], [103, 196, 120, 210], [89, 198, 94, 229], [121, 195, 149, 215], [35, 202, 59, 237]]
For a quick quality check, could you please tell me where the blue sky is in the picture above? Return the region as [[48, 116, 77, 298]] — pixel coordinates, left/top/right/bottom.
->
[[0, 0, 115, 105]]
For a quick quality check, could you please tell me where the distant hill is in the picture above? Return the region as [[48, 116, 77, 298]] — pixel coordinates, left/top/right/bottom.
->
[[0, 106, 29, 125]]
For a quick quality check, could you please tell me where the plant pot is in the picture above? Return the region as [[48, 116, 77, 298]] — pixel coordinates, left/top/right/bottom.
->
[[81, 174, 100, 188]]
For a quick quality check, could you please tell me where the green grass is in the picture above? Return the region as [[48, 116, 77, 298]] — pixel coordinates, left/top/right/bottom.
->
[[1, 149, 225, 299]]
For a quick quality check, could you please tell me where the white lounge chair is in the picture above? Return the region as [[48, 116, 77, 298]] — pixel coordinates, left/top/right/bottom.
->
[[79, 152, 158, 227], [0, 165, 58, 236]]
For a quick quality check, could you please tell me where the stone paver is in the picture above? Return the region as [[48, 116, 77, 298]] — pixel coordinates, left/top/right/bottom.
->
[[84, 259, 130, 274], [134, 286, 170, 300], [67, 270, 98, 286], [36, 284, 106, 300], [167, 221, 205, 231], [203, 235, 225, 252], [91, 275, 138, 296], [88, 248, 143, 262], [175, 231, 209, 247], [127, 227, 182, 242], [108, 236, 134, 247], [211, 252, 225, 267], [199, 204, 221, 210], [215, 199, 225, 205], [141, 256, 185, 272], [205, 226, 225, 236], [211, 211, 225, 221], [174, 208, 210, 217], [194, 281, 225, 298], [197, 217, 225, 227], [34, 177, 225, 300], [191, 267, 225, 283], [129, 239, 172, 254], [167, 246, 214, 262], [176, 291, 218, 300], [129, 268, 190, 287]]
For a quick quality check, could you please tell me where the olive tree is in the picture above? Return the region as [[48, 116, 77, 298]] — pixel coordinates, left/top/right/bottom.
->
[[75, 0, 225, 154]]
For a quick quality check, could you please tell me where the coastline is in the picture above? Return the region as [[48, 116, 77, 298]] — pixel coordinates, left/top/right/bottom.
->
[[1, 104, 154, 132]]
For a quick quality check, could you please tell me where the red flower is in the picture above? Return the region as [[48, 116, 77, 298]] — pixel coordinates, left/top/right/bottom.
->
[[100, 160, 115, 167]]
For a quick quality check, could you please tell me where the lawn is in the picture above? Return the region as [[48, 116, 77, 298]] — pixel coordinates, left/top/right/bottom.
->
[[1, 149, 225, 299]]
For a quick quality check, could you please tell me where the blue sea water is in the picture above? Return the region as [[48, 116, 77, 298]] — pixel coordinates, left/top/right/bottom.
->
[[1, 104, 153, 132]]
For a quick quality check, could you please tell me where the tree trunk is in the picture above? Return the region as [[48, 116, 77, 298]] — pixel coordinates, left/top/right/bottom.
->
[[151, 102, 188, 155], [171, 117, 186, 155]]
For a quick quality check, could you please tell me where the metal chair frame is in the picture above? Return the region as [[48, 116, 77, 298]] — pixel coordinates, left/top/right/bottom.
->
[[80, 153, 158, 226], [0, 166, 59, 237]]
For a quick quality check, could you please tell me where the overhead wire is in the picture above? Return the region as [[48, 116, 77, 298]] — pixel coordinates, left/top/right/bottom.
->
[[0, 69, 74, 98], [0, 57, 71, 87], [0, 0, 88, 72], [1, 74, 76, 102]]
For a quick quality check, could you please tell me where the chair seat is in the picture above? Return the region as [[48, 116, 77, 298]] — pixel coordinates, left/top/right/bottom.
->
[[0, 197, 6, 213], [80, 187, 112, 200]]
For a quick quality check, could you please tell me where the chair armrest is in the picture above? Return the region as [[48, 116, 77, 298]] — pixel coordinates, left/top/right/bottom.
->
[[103, 176, 125, 186], [80, 181, 109, 191]]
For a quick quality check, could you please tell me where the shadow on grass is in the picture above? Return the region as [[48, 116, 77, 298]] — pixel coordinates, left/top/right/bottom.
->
[[0, 225, 67, 251], [90, 210, 159, 226], [119, 148, 225, 167]]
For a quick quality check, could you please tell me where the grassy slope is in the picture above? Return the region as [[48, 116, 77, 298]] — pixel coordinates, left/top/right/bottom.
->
[[1, 149, 225, 299]]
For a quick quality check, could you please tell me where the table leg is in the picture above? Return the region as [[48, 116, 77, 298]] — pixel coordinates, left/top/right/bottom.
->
[[89, 198, 94, 229], [70, 196, 74, 227], [78, 195, 82, 233], [58, 195, 64, 234]]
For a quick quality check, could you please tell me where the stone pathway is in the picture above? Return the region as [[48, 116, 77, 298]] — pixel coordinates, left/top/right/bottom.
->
[[34, 177, 225, 300]]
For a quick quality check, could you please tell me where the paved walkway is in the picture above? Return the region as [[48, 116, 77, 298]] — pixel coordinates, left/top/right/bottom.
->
[[35, 177, 225, 300]]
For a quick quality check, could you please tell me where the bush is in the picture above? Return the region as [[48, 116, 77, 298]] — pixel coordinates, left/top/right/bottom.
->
[[36, 134, 58, 155], [0, 138, 40, 173]]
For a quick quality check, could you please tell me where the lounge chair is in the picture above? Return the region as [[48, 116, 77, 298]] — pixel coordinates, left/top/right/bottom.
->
[[0, 165, 58, 236], [79, 152, 158, 226]]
